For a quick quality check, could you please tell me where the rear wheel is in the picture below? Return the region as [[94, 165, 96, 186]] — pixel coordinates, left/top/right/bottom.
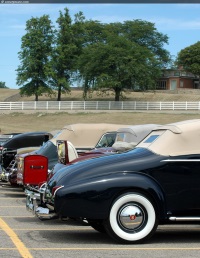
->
[[104, 193, 158, 244]]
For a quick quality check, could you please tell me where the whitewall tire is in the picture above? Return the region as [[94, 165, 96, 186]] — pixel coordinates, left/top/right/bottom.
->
[[105, 193, 158, 243]]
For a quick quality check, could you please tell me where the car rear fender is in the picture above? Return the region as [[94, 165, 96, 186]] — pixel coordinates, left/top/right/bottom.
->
[[55, 172, 167, 221], [100, 172, 166, 221]]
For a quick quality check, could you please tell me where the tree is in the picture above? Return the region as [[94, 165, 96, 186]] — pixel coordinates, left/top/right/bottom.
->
[[0, 82, 8, 88], [77, 20, 171, 101], [176, 41, 200, 83], [122, 20, 169, 64], [49, 9, 88, 101], [16, 15, 54, 101], [75, 20, 105, 99]]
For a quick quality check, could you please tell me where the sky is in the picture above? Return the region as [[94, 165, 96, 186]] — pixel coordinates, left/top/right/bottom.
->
[[1, 3, 200, 89]]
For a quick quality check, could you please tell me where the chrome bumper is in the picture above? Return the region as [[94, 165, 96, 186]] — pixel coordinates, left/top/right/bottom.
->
[[25, 189, 40, 199], [26, 191, 58, 220], [26, 192, 90, 225], [24, 183, 47, 199]]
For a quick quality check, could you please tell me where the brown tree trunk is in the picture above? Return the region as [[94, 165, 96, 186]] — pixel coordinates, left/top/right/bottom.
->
[[57, 84, 62, 101], [115, 88, 121, 101]]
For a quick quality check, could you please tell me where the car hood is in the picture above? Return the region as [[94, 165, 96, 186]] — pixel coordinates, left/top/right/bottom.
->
[[47, 147, 165, 190]]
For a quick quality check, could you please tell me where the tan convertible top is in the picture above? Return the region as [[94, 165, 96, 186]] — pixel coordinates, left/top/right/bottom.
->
[[116, 124, 160, 142], [113, 124, 160, 151], [137, 119, 200, 156], [50, 123, 129, 148]]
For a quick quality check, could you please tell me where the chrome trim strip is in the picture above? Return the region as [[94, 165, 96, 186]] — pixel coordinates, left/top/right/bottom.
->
[[169, 217, 200, 221], [53, 185, 64, 197], [161, 159, 200, 162]]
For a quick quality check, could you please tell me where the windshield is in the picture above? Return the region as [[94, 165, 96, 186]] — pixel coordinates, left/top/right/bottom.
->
[[36, 141, 57, 160], [115, 132, 134, 142], [95, 132, 116, 148], [0, 135, 14, 146]]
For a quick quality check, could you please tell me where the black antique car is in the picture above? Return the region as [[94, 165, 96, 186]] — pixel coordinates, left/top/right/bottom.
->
[[0, 131, 51, 169], [27, 119, 200, 244]]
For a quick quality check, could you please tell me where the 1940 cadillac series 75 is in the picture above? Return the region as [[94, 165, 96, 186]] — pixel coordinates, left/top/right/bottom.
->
[[27, 119, 200, 244]]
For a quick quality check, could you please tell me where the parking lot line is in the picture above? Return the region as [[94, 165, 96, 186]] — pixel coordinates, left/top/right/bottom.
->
[[13, 227, 93, 231], [0, 248, 16, 250], [0, 215, 35, 217], [27, 247, 200, 250], [0, 197, 24, 199], [0, 206, 24, 207], [12, 227, 200, 231], [0, 218, 33, 258], [0, 191, 24, 194]]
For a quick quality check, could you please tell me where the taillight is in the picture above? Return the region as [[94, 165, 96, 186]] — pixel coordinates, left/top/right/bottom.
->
[[52, 185, 64, 197]]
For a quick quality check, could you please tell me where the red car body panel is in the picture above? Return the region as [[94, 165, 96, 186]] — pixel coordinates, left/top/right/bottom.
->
[[17, 155, 48, 186]]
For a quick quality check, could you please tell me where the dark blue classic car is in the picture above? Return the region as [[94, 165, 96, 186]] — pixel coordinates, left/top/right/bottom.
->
[[27, 119, 200, 244]]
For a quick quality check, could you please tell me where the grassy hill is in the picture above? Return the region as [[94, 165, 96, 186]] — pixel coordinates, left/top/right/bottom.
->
[[1, 88, 200, 102]]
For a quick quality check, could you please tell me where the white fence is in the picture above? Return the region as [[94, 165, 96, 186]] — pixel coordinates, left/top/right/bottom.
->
[[1, 101, 200, 111]]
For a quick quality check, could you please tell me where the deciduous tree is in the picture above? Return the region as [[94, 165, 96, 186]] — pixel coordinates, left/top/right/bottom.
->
[[176, 41, 200, 83], [16, 15, 54, 101], [78, 20, 171, 101], [49, 8, 77, 101], [0, 82, 8, 88]]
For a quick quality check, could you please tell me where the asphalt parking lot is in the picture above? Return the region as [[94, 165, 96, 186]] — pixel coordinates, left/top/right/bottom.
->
[[0, 181, 200, 258]]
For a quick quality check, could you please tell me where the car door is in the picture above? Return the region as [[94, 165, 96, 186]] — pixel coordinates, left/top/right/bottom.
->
[[152, 154, 200, 216]]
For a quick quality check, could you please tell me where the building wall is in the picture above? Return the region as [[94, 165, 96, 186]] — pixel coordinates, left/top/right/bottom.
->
[[166, 77, 194, 90], [157, 68, 197, 90]]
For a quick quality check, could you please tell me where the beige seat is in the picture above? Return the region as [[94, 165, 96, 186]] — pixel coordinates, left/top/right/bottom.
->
[[112, 141, 137, 152]]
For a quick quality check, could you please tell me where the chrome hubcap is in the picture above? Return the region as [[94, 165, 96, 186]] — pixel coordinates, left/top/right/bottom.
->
[[119, 204, 144, 231]]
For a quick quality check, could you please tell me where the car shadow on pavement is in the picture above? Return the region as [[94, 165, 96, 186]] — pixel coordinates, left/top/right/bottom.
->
[[149, 227, 200, 244], [12, 220, 200, 245]]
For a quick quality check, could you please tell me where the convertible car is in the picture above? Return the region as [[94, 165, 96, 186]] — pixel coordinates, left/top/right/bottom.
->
[[27, 119, 200, 244], [24, 124, 158, 193], [47, 123, 159, 178], [16, 123, 128, 187]]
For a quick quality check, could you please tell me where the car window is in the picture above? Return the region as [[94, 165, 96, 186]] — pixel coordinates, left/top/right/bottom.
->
[[0, 135, 14, 146], [116, 132, 133, 142], [96, 133, 116, 148], [137, 130, 166, 150], [36, 141, 57, 160], [144, 135, 160, 143]]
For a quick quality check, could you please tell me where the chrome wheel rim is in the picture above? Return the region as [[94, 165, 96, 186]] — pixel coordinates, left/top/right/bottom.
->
[[118, 203, 145, 232]]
